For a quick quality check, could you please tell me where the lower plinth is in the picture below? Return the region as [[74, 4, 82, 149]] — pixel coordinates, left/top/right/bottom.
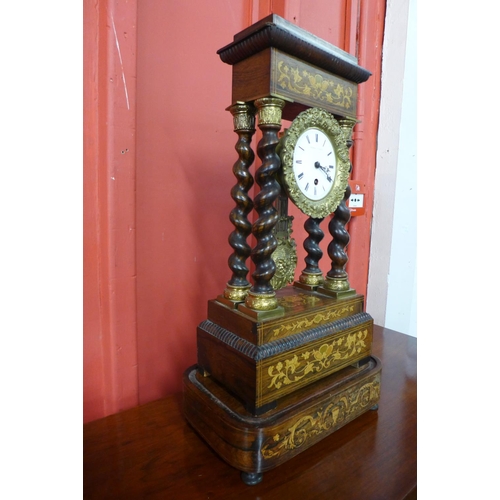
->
[[183, 356, 381, 483]]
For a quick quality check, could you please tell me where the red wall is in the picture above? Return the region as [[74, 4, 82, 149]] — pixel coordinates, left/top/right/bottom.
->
[[84, 0, 385, 423], [134, 0, 249, 405], [84, 0, 140, 422]]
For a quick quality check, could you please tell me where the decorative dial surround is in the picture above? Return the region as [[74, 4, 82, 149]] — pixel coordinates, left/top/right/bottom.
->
[[280, 108, 350, 218]]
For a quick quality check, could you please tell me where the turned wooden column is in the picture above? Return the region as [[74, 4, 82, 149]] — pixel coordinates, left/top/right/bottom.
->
[[244, 97, 285, 313], [321, 118, 357, 297], [296, 217, 324, 289], [221, 102, 257, 305]]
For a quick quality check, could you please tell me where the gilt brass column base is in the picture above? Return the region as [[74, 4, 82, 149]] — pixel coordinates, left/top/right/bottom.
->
[[318, 277, 356, 299], [217, 284, 252, 309], [293, 272, 324, 291], [239, 291, 285, 320]]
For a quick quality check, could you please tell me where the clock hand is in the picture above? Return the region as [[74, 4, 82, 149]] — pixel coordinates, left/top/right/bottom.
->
[[314, 161, 332, 182]]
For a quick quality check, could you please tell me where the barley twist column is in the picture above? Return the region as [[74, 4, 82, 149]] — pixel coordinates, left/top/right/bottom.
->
[[244, 97, 285, 314], [296, 217, 324, 289], [322, 118, 357, 297], [221, 102, 257, 305]]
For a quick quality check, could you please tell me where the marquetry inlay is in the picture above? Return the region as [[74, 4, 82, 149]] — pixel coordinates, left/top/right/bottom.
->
[[261, 375, 380, 459]]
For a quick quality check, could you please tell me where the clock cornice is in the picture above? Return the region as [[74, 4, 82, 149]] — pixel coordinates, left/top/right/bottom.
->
[[217, 13, 371, 85]]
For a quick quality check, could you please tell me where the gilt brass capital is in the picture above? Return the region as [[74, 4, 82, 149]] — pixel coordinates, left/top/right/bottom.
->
[[338, 118, 358, 143], [254, 97, 285, 127], [227, 102, 257, 132]]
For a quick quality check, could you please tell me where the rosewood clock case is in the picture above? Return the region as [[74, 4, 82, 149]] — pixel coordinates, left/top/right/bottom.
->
[[182, 14, 379, 486]]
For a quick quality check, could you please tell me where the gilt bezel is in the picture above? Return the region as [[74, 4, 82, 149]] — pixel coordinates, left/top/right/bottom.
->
[[280, 108, 350, 218]]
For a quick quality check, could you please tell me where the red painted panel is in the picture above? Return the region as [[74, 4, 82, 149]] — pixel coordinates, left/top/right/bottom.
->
[[84, 0, 105, 423], [83, 0, 139, 423], [347, 0, 386, 298], [297, 0, 347, 46], [135, 1, 248, 404]]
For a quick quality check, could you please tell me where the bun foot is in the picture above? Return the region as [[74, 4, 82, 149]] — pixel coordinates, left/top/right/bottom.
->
[[241, 471, 263, 485]]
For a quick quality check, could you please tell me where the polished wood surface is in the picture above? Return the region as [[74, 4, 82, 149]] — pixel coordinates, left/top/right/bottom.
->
[[83, 326, 416, 499], [208, 289, 366, 345], [184, 356, 381, 477], [217, 14, 371, 83]]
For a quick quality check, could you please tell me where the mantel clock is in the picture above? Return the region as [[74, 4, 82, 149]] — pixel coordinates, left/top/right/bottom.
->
[[183, 14, 381, 486]]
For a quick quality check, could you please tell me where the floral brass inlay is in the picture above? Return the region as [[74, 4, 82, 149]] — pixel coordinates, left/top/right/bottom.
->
[[267, 329, 368, 390], [270, 304, 354, 338], [276, 293, 321, 308], [276, 60, 354, 112], [261, 378, 380, 459]]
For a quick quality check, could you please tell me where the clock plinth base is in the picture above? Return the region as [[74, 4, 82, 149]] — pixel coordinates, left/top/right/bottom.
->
[[198, 286, 373, 414], [183, 356, 381, 484]]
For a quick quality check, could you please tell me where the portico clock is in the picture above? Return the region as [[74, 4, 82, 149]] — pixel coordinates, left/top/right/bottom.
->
[[280, 107, 351, 218], [183, 14, 381, 487]]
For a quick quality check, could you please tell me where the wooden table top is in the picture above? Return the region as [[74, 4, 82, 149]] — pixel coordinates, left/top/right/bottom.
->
[[84, 325, 417, 499]]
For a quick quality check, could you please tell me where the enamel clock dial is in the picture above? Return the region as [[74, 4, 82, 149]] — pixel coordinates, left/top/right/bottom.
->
[[292, 128, 336, 202], [280, 107, 351, 218]]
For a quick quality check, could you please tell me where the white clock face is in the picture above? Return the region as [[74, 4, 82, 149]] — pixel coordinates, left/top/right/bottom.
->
[[292, 128, 337, 201]]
